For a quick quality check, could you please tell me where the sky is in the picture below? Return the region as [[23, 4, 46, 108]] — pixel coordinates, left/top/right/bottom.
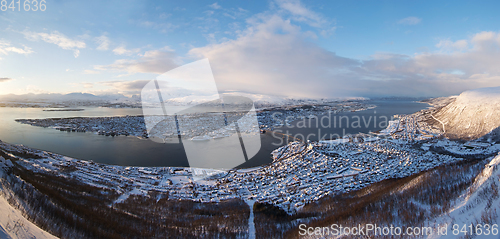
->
[[1, 0, 500, 99]]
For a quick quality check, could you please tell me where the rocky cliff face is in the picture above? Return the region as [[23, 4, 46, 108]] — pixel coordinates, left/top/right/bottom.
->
[[434, 86, 500, 140]]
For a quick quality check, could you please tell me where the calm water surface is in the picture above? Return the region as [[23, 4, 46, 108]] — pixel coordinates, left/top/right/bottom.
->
[[0, 100, 429, 168]]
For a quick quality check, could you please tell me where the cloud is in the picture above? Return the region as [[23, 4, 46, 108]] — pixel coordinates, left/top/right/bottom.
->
[[436, 39, 468, 52], [209, 2, 221, 9], [189, 13, 500, 98], [355, 31, 500, 95], [398, 16, 422, 25], [73, 50, 80, 58], [0, 40, 33, 56], [189, 14, 358, 98], [98, 80, 151, 96], [133, 20, 178, 33], [94, 49, 179, 74], [95, 34, 110, 51], [112, 46, 141, 56], [0, 77, 13, 82], [23, 30, 85, 57], [274, 0, 329, 29], [82, 83, 94, 88]]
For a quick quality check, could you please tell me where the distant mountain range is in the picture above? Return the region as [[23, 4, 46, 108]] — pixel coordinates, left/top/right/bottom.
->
[[0, 92, 369, 108], [0, 93, 131, 103]]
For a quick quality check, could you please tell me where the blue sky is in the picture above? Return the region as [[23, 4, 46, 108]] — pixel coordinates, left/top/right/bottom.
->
[[1, 0, 500, 98]]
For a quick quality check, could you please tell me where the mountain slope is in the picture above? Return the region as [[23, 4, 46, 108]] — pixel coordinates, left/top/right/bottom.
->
[[427, 154, 500, 239], [433, 86, 500, 140], [0, 158, 58, 239]]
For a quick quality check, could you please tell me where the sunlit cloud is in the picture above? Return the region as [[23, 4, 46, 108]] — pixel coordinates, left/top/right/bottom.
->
[[112, 46, 141, 56], [94, 49, 179, 74], [274, 0, 330, 29], [98, 80, 151, 96], [190, 14, 500, 98], [22, 30, 86, 58], [0, 40, 33, 56], [436, 39, 468, 52]]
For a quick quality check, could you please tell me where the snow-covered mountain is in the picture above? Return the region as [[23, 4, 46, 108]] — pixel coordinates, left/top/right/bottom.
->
[[1, 91, 368, 109], [433, 86, 500, 140], [0, 93, 130, 103]]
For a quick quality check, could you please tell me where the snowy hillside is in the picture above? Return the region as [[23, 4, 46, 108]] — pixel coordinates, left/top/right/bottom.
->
[[0, 158, 58, 239], [433, 86, 500, 140], [427, 153, 500, 239]]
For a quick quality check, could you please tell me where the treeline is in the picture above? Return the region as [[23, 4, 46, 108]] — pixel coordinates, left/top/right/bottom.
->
[[281, 158, 486, 238], [1, 160, 251, 238], [246, 158, 487, 238]]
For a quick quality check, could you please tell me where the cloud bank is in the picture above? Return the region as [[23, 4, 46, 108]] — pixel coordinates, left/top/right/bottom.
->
[[91, 0, 500, 99], [187, 12, 500, 98], [94, 49, 179, 74]]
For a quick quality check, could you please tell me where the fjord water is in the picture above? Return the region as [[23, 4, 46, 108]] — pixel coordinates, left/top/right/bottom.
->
[[0, 100, 429, 168]]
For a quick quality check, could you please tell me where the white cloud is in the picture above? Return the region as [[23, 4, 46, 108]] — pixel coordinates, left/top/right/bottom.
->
[[0, 40, 33, 56], [209, 2, 221, 9], [436, 39, 468, 52], [96, 80, 154, 96], [23, 30, 85, 58], [134, 20, 178, 33], [100, 80, 150, 91], [189, 13, 500, 98], [356, 31, 500, 95], [398, 16, 422, 25], [94, 49, 179, 74], [189, 14, 358, 98], [274, 0, 329, 29], [112, 46, 141, 56], [95, 34, 110, 51], [0, 77, 13, 82]]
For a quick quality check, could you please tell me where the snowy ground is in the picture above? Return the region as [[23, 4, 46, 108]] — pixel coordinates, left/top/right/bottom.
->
[[434, 86, 500, 140], [2, 88, 500, 236], [427, 153, 500, 239], [0, 195, 58, 239], [0, 158, 58, 239]]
